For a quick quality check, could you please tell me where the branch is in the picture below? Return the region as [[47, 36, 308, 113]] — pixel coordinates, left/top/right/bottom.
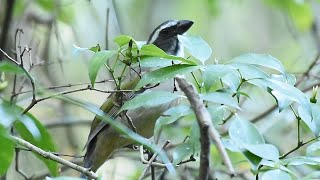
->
[[138, 141, 170, 180], [199, 124, 210, 180], [175, 76, 235, 177], [10, 135, 98, 179]]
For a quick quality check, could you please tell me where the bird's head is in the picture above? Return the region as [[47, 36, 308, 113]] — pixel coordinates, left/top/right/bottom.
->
[[147, 20, 194, 56]]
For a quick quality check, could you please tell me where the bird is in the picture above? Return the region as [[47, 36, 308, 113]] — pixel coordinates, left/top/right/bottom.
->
[[81, 20, 194, 178]]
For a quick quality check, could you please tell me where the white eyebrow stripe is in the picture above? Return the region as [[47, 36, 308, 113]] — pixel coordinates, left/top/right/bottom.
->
[[147, 20, 178, 44], [148, 29, 161, 44]]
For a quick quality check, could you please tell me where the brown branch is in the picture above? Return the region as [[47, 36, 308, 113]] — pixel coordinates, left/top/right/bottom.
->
[[10, 135, 98, 179], [175, 76, 235, 177], [199, 124, 210, 180]]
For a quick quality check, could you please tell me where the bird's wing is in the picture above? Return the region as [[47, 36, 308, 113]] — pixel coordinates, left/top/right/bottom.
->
[[83, 76, 141, 150]]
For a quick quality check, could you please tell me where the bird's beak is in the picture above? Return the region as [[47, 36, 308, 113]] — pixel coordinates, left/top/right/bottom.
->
[[176, 20, 194, 34]]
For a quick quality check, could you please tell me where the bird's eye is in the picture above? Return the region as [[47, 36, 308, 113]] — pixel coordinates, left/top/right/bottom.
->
[[161, 29, 169, 35]]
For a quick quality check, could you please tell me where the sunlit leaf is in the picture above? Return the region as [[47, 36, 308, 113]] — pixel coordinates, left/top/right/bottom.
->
[[298, 104, 320, 136], [283, 156, 320, 166], [203, 64, 239, 91], [0, 125, 14, 176], [136, 64, 200, 89], [230, 53, 285, 74], [0, 61, 24, 74], [172, 143, 194, 165], [229, 116, 265, 145], [15, 112, 58, 176], [0, 101, 18, 128], [139, 56, 178, 68], [200, 92, 241, 110], [119, 91, 182, 112], [207, 106, 227, 125], [306, 141, 320, 156], [249, 78, 311, 116], [140, 44, 196, 65], [229, 63, 270, 80], [88, 50, 117, 87], [154, 105, 192, 136], [244, 144, 279, 161], [262, 169, 292, 180], [46, 177, 84, 180], [114, 35, 134, 48], [177, 35, 212, 64], [189, 121, 201, 153]]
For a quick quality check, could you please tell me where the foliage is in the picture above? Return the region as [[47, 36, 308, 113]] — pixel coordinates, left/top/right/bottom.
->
[[1, 0, 320, 179]]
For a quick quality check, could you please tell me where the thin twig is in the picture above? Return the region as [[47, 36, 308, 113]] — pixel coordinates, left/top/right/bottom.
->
[[280, 136, 320, 159], [11, 135, 98, 179], [138, 140, 170, 180], [11, 79, 114, 97]]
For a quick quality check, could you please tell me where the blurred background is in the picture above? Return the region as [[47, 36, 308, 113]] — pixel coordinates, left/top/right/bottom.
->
[[1, 0, 320, 179]]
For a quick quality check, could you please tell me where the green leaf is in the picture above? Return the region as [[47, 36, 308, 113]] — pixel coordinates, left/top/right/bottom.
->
[[230, 54, 285, 74], [298, 103, 320, 136], [15, 112, 58, 176], [262, 169, 292, 180], [200, 92, 242, 110], [0, 125, 14, 176], [36, 0, 54, 11], [260, 160, 295, 176], [139, 56, 177, 68], [229, 63, 270, 80], [306, 141, 320, 156], [136, 64, 200, 89], [114, 35, 135, 48], [0, 101, 18, 128], [189, 121, 201, 153], [177, 35, 212, 64], [89, 44, 101, 53], [244, 144, 279, 161], [223, 72, 242, 92], [172, 143, 194, 165], [46, 177, 84, 180], [271, 90, 293, 112], [229, 116, 265, 145], [249, 78, 311, 115], [288, 2, 313, 31], [119, 91, 182, 112], [88, 50, 117, 87], [283, 156, 320, 166], [222, 138, 241, 152], [154, 105, 192, 137], [58, 96, 175, 172], [0, 61, 24, 74], [203, 64, 239, 91], [140, 44, 196, 65], [243, 150, 262, 168], [207, 106, 227, 125]]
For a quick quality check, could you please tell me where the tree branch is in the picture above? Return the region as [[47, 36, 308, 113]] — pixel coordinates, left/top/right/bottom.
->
[[10, 135, 97, 179], [175, 76, 235, 177]]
